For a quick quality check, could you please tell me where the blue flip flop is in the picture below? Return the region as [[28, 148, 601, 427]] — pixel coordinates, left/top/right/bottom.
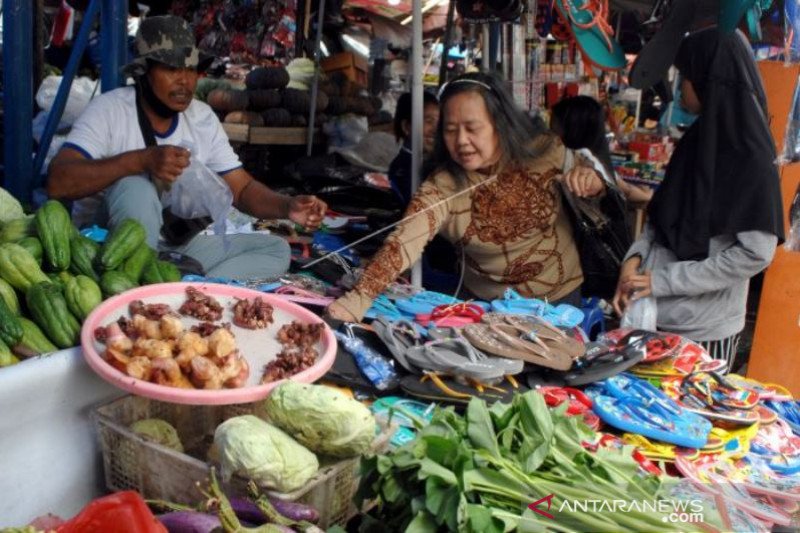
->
[[544, 304, 585, 329], [587, 374, 712, 448], [491, 288, 547, 315], [491, 289, 584, 329], [364, 294, 406, 321], [395, 290, 463, 316], [765, 400, 800, 435]]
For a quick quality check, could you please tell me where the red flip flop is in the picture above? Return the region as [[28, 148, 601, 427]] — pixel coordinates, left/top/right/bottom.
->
[[416, 302, 484, 328]]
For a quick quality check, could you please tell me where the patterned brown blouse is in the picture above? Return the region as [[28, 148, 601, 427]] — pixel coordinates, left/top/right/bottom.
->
[[331, 135, 583, 321]]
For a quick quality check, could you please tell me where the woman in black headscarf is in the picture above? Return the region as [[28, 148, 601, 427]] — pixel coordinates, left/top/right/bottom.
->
[[612, 28, 784, 371]]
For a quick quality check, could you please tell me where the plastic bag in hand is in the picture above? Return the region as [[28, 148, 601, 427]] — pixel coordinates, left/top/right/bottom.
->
[[621, 295, 657, 331], [160, 145, 233, 228]]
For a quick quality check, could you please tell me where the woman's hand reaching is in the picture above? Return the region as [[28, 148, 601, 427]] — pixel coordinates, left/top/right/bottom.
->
[[612, 256, 653, 316], [561, 166, 606, 197]]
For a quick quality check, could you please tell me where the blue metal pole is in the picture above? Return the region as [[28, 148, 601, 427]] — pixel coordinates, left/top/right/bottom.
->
[[100, 0, 127, 92], [32, 0, 101, 184], [3, 0, 34, 202]]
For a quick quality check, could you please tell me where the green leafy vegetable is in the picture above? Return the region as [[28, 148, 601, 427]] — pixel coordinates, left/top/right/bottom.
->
[[356, 391, 725, 533]]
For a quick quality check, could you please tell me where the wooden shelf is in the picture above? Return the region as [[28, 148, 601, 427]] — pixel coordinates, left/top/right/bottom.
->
[[222, 124, 321, 146]]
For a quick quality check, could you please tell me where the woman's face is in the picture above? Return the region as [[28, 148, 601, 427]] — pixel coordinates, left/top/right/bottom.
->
[[680, 78, 702, 115], [442, 91, 501, 172]]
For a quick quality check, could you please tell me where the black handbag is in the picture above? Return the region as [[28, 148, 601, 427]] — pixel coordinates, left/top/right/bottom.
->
[[561, 184, 632, 299]]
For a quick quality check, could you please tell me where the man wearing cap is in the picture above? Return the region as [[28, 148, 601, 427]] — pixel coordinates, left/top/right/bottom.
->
[[47, 15, 326, 279]]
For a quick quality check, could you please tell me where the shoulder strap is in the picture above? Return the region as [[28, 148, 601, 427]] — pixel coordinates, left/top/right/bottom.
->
[[134, 82, 157, 148]]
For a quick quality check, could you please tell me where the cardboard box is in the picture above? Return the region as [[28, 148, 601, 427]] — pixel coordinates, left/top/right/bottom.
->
[[321, 52, 368, 87]]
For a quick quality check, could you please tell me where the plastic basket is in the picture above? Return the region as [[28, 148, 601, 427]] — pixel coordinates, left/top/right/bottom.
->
[[93, 395, 389, 528]]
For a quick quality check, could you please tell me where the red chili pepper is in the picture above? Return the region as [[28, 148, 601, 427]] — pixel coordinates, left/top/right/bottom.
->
[[57, 491, 166, 533]]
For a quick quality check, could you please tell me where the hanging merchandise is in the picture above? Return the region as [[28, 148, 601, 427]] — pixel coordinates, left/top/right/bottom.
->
[[786, 0, 800, 61], [552, 0, 626, 71], [50, 0, 75, 47]]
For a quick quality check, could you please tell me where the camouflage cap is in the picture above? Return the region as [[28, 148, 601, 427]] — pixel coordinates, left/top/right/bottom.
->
[[123, 15, 213, 77]]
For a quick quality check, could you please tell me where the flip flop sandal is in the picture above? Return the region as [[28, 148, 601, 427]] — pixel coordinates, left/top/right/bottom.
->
[[416, 302, 484, 328], [752, 418, 800, 456], [604, 329, 683, 363], [543, 304, 584, 330], [598, 373, 713, 446], [490, 289, 547, 316], [399, 373, 527, 405], [737, 455, 800, 499], [628, 0, 697, 90], [364, 294, 407, 321], [660, 376, 760, 425], [587, 390, 710, 448], [674, 456, 767, 522], [622, 433, 700, 461], [395, 290, 463, 316], [583, 434, 663, 476], [372, 317, 425, 373], [405, 338, 509, 385], [756, 405, 778, 425], [271, 284, 335, 309], [482, 313, 584, 354], [425, 327, 525, 376], [725, 374, 794, 402], [539, 386, 601, 430], [489, 290, 584, 329], [675, 391, 761, 426], [553, 0, 626, 71], [690, 461, 794, 526], [684, 371, 761, 410], [764, 400, 800, 435], [371, 396, 435, 429], [556, 340, 645, 386], [463, 323, 574, 370]]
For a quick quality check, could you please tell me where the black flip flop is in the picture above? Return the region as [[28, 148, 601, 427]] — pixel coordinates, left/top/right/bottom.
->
[[556, 339, 646, 386], [629, 0, 697, 90], [400, 374, 528, 405]]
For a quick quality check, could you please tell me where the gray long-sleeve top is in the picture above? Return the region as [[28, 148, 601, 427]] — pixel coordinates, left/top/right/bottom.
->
[[624, 223, 778, 342]]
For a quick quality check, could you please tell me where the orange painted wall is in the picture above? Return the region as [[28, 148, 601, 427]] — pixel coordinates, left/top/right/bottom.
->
[[747, 62, 800, 395]]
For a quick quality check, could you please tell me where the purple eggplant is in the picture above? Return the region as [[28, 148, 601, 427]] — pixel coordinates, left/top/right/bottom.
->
[[228, 496, 269, 525], [157, 511, 221, 533], [268, 499, 319, 524]]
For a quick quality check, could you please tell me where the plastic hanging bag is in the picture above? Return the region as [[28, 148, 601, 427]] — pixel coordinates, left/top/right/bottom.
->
[[786, 183, 800, 252], [621, 295, 658, 331], [160, 142, 233, 238]]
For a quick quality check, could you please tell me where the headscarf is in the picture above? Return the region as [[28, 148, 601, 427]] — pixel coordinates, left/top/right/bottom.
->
[[647, 28, 784, 260]]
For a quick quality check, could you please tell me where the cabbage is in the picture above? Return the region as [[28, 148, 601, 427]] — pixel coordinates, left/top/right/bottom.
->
[[130, 418, 184, 452], [264, 382, 376, 458], [0, 188, 24, 223], [214, 415, 319, 493]]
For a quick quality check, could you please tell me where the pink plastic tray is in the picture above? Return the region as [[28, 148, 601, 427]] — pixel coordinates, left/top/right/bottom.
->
[[81, 282, 337, 405]]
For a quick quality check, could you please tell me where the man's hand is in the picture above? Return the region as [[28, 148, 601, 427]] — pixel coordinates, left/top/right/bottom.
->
[[141, 145, 190, 183], [288, 195, 327, 231], [612, 256, 642, 316], [560, 166, 605, 197]]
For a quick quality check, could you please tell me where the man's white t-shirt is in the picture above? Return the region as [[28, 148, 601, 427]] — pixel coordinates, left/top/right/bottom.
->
[[63, 86, 241, 226]]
